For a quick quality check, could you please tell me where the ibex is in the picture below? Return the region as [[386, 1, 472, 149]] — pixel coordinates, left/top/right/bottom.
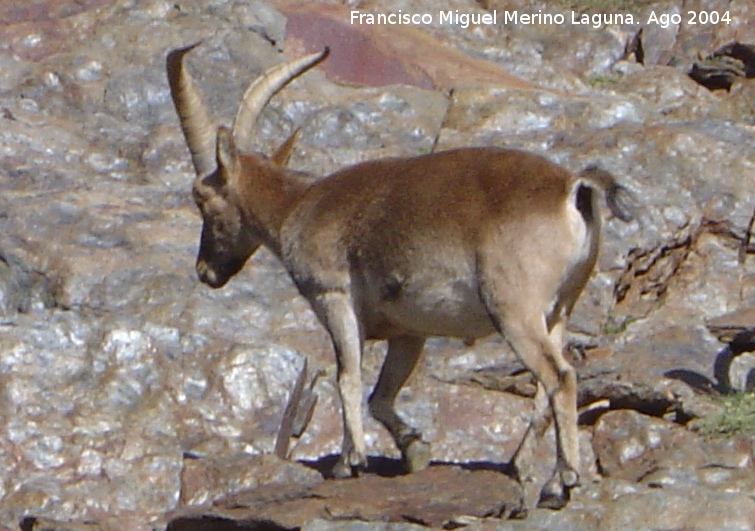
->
[[167, 43, 632, 509]]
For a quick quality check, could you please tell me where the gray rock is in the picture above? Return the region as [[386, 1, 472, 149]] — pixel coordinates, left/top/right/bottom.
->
[[0, 0, 754, 528], [600, 487, 755, 531], [639, 2, 683, 66], [593, 410, 706, 481], [179, 453, 322, 507]]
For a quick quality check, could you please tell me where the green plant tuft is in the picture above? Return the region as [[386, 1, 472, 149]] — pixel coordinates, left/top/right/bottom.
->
[[586, 73, 622, 87], [603, 314, 637, 335], [695, 392, 755, 437]]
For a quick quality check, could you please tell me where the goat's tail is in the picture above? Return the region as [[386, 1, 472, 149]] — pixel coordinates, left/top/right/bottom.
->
[[577, 166, 636, 222]]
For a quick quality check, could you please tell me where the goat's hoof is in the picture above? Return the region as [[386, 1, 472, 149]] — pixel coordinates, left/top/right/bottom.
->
[[536, 475, 572, 510], [537, 490, 568, 510], [331, 461, 354, 479], [403, 439, 431, 473], [536, 485, 568, 510], [561, 467, 579, 488], [332, 454, 366, 479]]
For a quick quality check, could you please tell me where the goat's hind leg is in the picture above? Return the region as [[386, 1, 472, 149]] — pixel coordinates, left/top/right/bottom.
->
[[537, 320, 579, 508], [480, 284, 579, 509], [369, 335, 431, 473]]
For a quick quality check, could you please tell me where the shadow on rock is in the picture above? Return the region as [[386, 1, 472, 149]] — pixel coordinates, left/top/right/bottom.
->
[[301, 454, 516, 480], [166, 516, 289, 531]]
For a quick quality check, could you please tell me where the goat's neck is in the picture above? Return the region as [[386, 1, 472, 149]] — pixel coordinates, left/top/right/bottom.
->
[[234, 154, 309, 257]]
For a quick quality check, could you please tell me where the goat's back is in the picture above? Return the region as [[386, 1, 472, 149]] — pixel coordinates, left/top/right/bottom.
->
[[285, 147, 574, 249]]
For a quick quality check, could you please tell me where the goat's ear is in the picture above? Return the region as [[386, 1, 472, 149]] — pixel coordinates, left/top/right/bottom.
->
[[271, 127, 301, 167], [216, 126, 238, 185]]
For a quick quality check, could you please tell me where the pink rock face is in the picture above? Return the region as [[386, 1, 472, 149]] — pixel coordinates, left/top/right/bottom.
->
[[278, 2, 533, 90], [285, 7, 434, 89]]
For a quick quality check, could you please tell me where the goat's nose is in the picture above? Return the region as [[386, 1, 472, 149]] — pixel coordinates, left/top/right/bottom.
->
[[196, 260, 216, 286]]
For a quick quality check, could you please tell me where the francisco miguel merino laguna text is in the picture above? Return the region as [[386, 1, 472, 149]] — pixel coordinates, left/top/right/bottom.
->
[[351, 10, 665, 29], [351, 9, 732, 29]]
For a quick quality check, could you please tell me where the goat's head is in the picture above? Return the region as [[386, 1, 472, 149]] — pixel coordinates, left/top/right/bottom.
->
[[190, 126, 253, 287], [167, 43, 328, 287]]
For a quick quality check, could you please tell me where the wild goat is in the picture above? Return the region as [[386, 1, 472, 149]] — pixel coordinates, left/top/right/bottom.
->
[[167, 43, 632, 509]]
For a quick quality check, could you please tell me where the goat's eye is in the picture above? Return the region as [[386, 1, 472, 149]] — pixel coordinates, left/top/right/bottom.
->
[[215, 217, 230, 234]]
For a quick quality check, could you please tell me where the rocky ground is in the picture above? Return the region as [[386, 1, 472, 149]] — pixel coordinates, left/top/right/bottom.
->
[[0, 0, 754, 529]]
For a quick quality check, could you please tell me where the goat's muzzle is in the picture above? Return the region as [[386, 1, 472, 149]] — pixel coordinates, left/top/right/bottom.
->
[[196, 259, 226, 288]]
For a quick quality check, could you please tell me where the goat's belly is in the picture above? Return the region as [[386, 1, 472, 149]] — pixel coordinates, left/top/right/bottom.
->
[[366, 279, 496, 340]]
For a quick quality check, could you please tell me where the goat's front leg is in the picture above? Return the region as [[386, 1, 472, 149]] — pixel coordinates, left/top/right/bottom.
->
[[313, 291, 367, 478]]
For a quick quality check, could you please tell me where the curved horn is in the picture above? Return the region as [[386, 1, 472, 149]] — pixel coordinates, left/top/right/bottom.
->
[[232, 47, 329, 152], [167, 42, 217, 177]]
